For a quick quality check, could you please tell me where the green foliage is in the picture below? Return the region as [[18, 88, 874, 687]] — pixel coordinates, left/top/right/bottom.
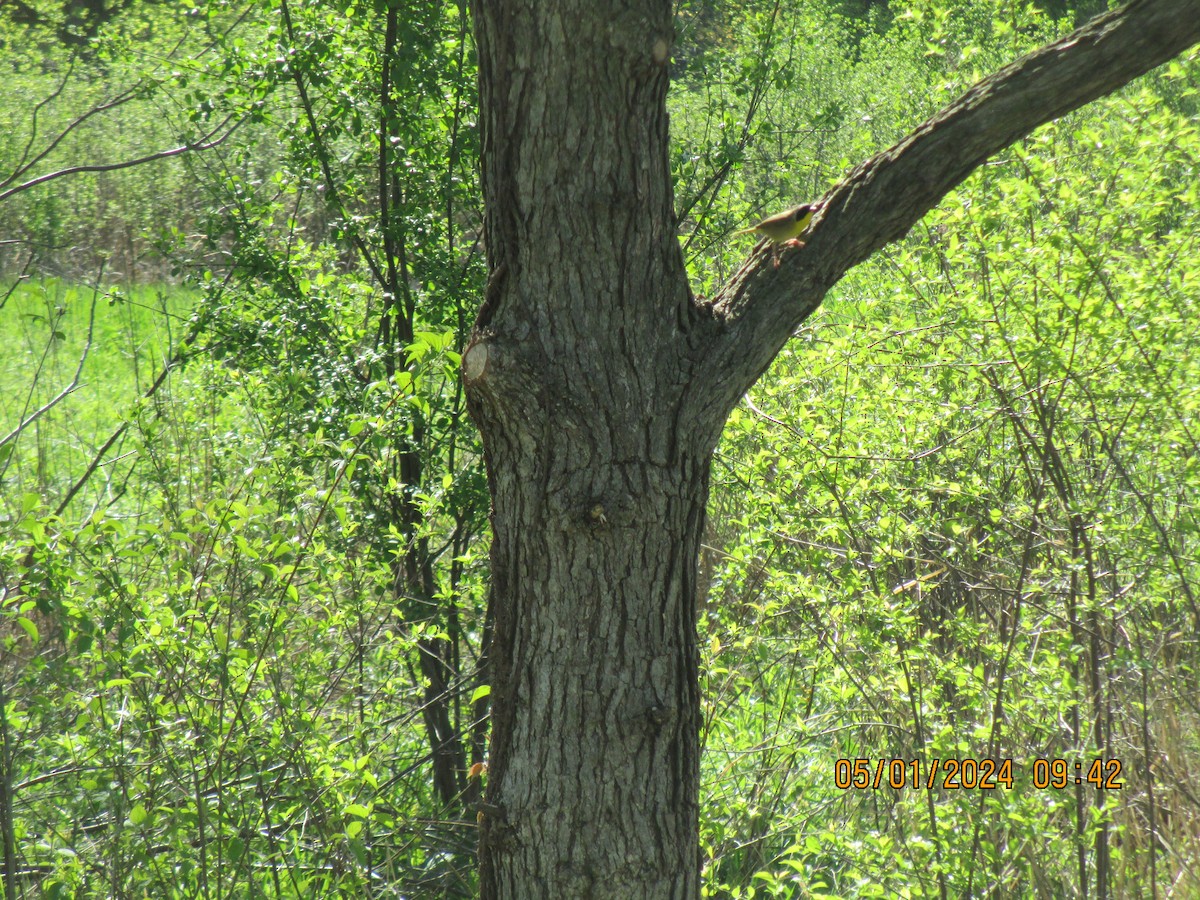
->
[[2, 449, 475, 896], [2, 0, 488, 894], [3, 0, 1200, 896], [671, 0, 1064, 294], [698, 35, 1200, 900]]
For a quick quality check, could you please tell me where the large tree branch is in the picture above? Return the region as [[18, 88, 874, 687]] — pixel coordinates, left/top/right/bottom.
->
[[698, 0, 1200, 417]]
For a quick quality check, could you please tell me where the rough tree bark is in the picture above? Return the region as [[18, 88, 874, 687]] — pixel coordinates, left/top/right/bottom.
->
[[462, 0, 1200, 895]]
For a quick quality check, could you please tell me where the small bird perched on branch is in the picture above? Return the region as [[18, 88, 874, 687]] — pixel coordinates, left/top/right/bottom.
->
[[735, 203, 817, 267]]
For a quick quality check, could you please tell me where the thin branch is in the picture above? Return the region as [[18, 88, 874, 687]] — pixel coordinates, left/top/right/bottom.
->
[[277, 0, 387, 290], [1, 76, 141, 193], [677, 0, 783, 254], [0, 280, 101, 486], [0, 337, 91, 470], [1, 13, 208, 193], [0, 115, 243, 203], [3, 54, 80, 190]]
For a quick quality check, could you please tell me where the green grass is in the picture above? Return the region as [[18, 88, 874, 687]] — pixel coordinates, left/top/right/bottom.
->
[[0, 277, 197, 511]]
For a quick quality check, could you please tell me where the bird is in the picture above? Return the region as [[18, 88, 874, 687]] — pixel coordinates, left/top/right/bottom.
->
[[735, 203, 817, 267]]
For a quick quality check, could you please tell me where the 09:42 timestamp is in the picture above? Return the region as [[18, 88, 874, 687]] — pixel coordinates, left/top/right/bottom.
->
[[1032, 757, 1124, 790]]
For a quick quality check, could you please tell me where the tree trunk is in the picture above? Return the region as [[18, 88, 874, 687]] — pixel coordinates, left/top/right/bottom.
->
[[464, 0, 1200, 894], [471, 437, 710, 897], [466, 1, 712, 895]]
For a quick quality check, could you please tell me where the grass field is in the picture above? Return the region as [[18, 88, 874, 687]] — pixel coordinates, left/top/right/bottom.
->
[[0, 277, 197, 511]]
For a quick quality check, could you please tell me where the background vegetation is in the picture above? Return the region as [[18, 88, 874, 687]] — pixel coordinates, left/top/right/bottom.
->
[[1, 0, 1196, 896]]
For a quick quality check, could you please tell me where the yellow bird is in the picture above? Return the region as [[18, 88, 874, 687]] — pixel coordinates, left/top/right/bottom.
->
[[735, 203, 817, 266]]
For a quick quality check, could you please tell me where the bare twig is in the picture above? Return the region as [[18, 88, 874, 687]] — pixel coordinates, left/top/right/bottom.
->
[[0, 114, 243, 204]]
